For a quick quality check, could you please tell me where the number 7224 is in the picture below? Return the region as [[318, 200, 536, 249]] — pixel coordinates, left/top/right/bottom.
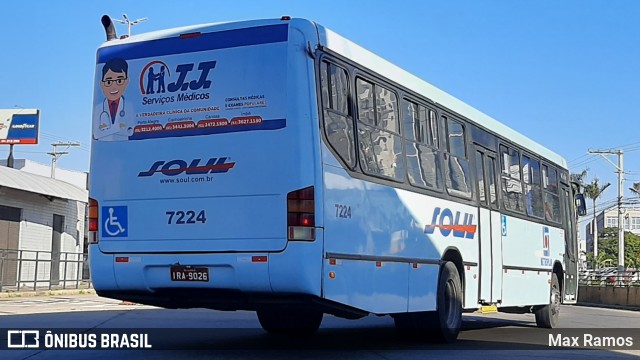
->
[[166, 210, 207, 224]]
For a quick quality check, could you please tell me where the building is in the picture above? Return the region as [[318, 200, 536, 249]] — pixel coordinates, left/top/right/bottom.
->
[[578, 230, 588, 270], [0, 160, 88, 289], [584, 205, 640, 253], [0, 158, 87, 189]]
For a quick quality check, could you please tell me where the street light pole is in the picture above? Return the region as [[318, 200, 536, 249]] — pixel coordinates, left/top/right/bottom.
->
[[617, 150, 624, 271]]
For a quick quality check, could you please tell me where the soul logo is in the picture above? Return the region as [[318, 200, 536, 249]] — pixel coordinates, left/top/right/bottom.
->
[[138, 157, 235, 177], [424, 207, 477, 239]]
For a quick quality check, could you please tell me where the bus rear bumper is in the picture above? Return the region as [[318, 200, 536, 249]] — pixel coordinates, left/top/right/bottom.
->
[[90, 246, 272, 293], [88, 238, 324, 310]]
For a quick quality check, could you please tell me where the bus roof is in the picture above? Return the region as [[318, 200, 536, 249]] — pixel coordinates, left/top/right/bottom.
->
[[315, 24, 568, 170], [96, 17, 567, 169], [97, 18, 287, 49]]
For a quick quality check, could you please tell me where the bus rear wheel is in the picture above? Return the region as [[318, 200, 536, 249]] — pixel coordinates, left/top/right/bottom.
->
[[393, 261, 462, 343], [534, 272, 560, 328], [257, 307, 323, 335]]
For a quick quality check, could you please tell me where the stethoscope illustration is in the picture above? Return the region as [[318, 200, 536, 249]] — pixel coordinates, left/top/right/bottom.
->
[[99, 97, 126, 129]]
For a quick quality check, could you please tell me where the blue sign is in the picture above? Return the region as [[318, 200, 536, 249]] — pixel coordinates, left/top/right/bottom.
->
[[102, 206, 128, 238], [0, 109, 40, 144], [543, 227, 550, 257], [501, 215, 507, 236]]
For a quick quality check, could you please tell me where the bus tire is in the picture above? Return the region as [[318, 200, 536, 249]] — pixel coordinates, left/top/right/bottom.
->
[[534, 272, 560, 328], [432, 261, 463, 342], [393, 261, 462, 343], [257, 307, 323, 335]]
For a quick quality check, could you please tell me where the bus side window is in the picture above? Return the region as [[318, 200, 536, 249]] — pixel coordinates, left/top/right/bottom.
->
[[444, 117, 472, 198], [321, 62, 356, 168], [486, 155, 499, 209], [356, 79, 405, 181], [403, 99, 442, 190], [542, 164, 561, 223], [356, 79, 375, 126], [522, 155, 544, 218], [429, 110, 439, 149], [475, 150, 487, 205], [500, 145, 524, 212], [375, 85, 399, 133]]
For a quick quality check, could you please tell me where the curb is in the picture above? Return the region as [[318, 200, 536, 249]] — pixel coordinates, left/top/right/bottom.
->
[[0, 289, 96, 300]]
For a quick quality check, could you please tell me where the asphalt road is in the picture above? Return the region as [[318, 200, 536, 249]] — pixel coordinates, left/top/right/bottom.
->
[[1, 294, 639, 359]]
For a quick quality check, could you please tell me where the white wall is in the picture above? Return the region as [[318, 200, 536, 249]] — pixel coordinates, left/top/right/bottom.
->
[[0, 186, 86, 286]]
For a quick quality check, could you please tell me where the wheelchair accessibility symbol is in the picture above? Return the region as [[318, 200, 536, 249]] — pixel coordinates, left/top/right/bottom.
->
[[102, 206, 128, 238]]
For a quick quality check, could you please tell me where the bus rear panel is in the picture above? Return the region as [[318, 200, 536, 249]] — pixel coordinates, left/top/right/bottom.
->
[[89, 19, 324, 310]]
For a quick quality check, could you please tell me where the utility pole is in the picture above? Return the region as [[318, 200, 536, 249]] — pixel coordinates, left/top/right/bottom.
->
[[7, 144, 14, 168], [588, 149, 624, 272], [48, 142, 80, 179]]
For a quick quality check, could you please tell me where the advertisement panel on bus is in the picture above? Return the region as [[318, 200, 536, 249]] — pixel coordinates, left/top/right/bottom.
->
[[92, 25, 288, 142]]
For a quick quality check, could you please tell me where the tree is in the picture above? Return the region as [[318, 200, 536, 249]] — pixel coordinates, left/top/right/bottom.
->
[[585, 249, 615, 270], [571, 169, 588, 185], [599, 227, 640, 269], [584, 178, 610, 262]]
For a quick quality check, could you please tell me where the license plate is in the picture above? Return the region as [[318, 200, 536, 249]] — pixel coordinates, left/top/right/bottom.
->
[[170, 266, 209, 282]]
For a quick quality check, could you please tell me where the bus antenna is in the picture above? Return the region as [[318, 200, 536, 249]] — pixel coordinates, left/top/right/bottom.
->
[[113, 14, 148, 38]]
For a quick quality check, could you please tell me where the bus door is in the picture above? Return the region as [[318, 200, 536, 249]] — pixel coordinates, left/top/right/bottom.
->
[[561, 185, 578, 303], [474, 146, 502, 304]]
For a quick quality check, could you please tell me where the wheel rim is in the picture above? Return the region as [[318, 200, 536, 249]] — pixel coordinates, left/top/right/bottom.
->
[[444, 278, 459, 327], [550, 282, 560, 318]]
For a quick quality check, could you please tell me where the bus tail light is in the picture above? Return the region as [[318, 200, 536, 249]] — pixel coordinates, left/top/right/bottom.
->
[[180, 32, 201, 39], [89, 198, 99, 244], [287, 186, 315, 241]]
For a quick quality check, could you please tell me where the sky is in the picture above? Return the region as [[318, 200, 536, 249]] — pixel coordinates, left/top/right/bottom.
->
[[1, 0, 639, 231]]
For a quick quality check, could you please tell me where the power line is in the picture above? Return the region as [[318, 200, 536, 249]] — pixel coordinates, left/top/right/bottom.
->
[[570, 157, 599, 170], [619, 141, 640, 150], [41, 132, 82, 142], [570, 139, 640, 171], [586, 198, 618, 214], [0, 149, 49, 154], [578, 199, 640, 225], [568, 153, 591, 165], [570, 156, 598, 166], [41, 133, 89, 150]]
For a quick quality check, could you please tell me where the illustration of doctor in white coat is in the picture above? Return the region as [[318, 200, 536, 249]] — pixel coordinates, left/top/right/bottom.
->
[[94, 58, 133, 141]]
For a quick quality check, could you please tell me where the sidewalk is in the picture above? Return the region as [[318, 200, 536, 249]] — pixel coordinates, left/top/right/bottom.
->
[[0, 282, 95, 299], [0, 288, 95, 299]]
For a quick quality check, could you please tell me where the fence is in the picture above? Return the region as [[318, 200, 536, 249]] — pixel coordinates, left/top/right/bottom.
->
[[579, 270, 640, 287], [0, 249, 91, 292]]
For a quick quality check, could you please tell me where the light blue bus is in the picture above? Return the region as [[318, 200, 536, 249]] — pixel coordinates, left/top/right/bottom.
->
[[89, 16, 586, 342]]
